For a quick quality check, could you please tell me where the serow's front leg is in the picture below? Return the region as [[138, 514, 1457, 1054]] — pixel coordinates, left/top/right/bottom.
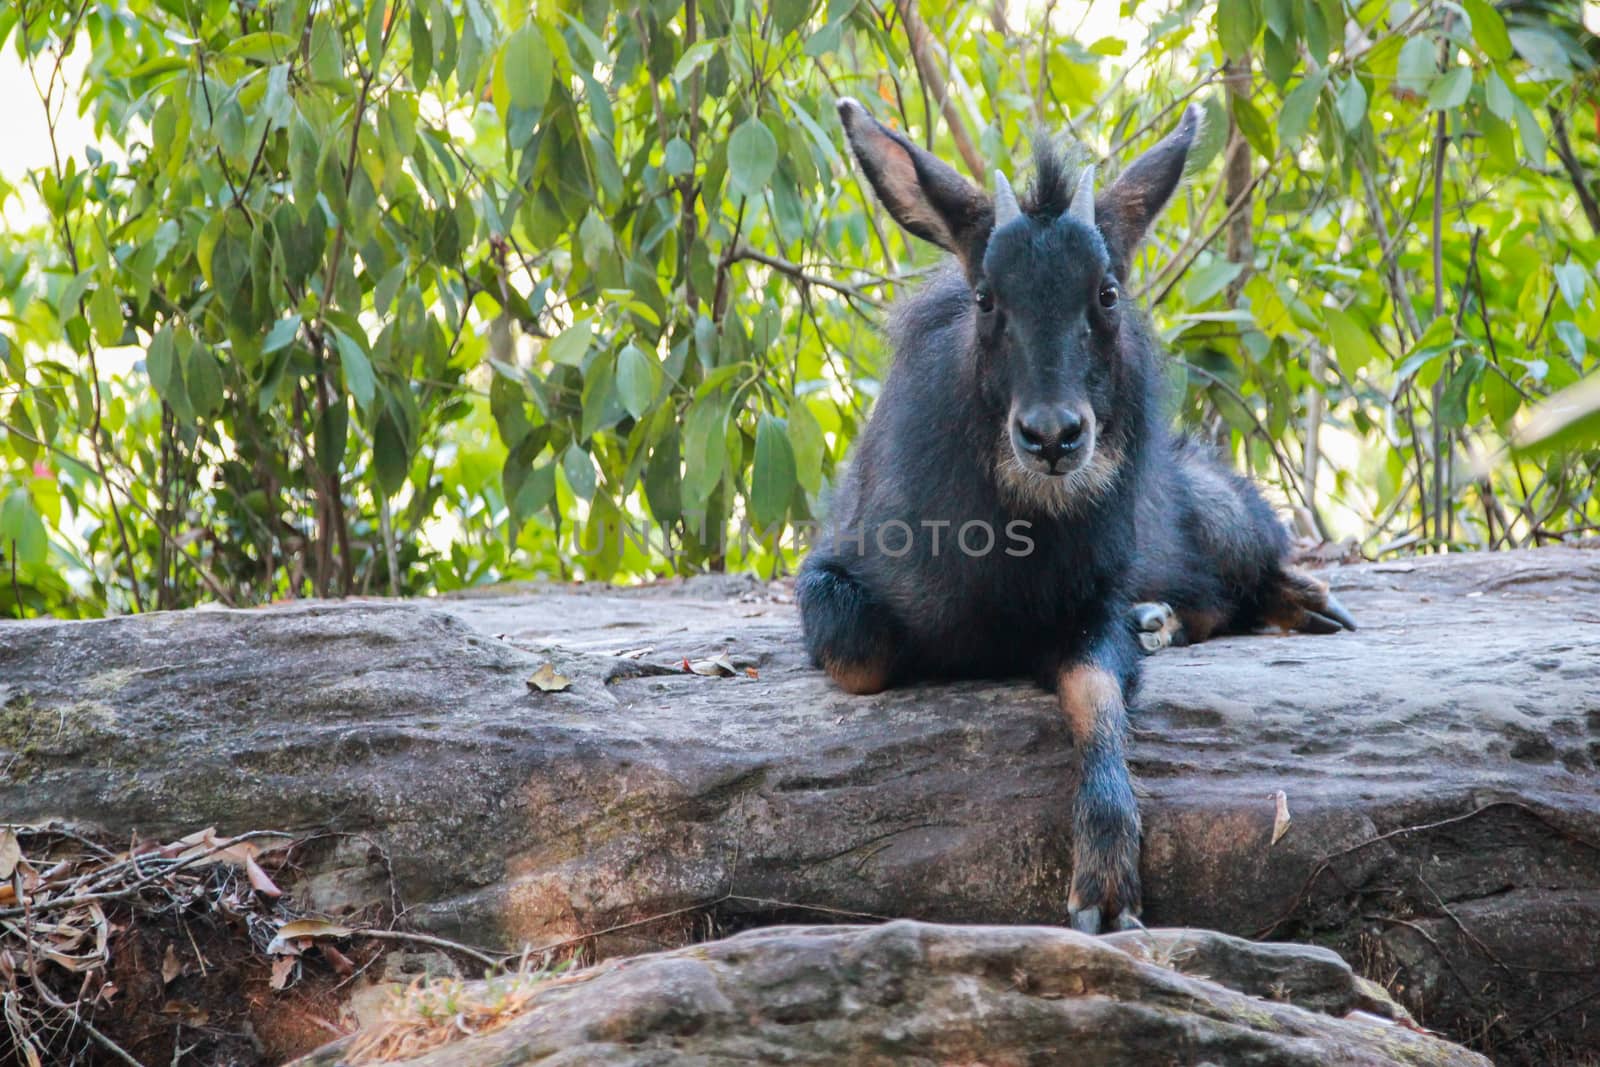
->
[[1058, 635, 1142, 934]]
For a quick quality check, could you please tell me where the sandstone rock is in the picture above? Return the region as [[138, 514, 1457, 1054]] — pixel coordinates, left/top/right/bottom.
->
[[3, 546, 1597, 1062], [289, 921, 1489, 1066]]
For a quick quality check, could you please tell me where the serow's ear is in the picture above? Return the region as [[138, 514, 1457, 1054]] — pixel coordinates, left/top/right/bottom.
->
[[837, 97, 991, 273], [1096, 104, 1200, 277]]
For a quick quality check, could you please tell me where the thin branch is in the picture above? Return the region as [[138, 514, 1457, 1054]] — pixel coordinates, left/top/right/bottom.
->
[[728, 243, 885, 309], [1548, 106, 1600, 235], [0, 417, 238, 606], [890, 0, 985, 181]]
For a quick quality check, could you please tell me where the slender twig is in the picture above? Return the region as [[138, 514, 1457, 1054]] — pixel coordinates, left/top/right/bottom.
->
[[0, 418, 237, 606], [0, 832, 293, 921], [728, 243, 885, 309], [19, 13, 146, 614], [890, 0, 984, 180], [1548, 106, 1600, 235]]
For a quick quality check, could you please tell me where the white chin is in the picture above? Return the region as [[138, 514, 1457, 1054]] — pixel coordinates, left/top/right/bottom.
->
[[1014, 443, 1095, 478]]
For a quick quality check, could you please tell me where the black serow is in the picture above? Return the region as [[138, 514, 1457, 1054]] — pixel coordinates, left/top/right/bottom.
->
[[798, 100, 1356, 933]]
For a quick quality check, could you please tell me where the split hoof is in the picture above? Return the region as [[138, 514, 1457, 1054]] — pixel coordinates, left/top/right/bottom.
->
[[1129, 601, 1181, 655]]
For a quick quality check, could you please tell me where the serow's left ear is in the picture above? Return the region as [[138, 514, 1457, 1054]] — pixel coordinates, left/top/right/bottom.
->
[[1096, 104, 1200, 277]]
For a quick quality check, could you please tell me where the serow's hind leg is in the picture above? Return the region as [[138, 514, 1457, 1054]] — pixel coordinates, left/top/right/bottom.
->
[[1128, 601, 1183, 655], [796, 561, 903, 695], [1262, 567, 1357, 635]]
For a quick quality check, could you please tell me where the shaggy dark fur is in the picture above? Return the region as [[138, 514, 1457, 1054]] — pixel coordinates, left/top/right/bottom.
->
[[798, 100, 1354, 933]]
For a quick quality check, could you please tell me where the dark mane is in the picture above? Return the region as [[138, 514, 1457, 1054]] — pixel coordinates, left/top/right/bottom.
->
[[1022, 135, 1089, 221]]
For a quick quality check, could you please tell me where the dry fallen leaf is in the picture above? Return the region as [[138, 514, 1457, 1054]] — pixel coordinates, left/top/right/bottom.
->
[[162, 943, 183, 986], [319, 941, 357, 976], [1270, 790, 1292, 846], [0, 828, 20, 880], [686, 654, 736, 677], [268, 918, 354, 955], [244, 855, 283, 897], [527, 663, 572, 692], [270, 955, 297, 991], [159, 1000, 208, 1025]]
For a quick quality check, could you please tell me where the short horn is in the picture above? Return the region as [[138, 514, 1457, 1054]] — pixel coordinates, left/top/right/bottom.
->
[[993, 170, 1021, 228], [1068, 164, 1095, 227]]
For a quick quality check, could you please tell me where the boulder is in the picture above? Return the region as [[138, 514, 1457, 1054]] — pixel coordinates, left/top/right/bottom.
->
[[3, 545, 1597, 1062], [289, 920, 1488, 1066]]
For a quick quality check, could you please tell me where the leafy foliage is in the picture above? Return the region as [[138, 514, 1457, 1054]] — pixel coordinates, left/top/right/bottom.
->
[[1, 0, 1596, 617]]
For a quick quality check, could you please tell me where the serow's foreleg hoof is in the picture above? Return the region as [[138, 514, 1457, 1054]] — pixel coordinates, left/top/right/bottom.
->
[[1067, 838, 1143, 935], [1128, 601, 1182, 654], [1265, 568, 1357, 635]]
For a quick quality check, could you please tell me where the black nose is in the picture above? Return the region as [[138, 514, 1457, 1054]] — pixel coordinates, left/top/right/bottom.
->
[[1015, 406, 1086, 465]]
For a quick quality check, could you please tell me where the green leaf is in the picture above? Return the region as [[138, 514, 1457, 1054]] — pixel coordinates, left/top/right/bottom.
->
[[517, 461, 557, 521], [616, 343, 657, 419], [1323, 308, 1387, 379], [750, 414, 797, 528], [332, 328, 377, 412], [1513, 97, 1546, 163], [1279, 71, 1326, 145], [664, 137, 694, 177], [1509, 26, 1572, 75], [1514, 372, 1600, 453], [1230, 93, 1274, 158], [365, 0, 387, 63], [578, 209, 613, 267], [561, 444, 597, 500], [683, 396, 729, 509], [224, 31, 295, 61], [263, 314, 302, 355], [309, 15, 344, 83], [579, 353, 616, 439], [1484, 69, 1514, 121], [787, 399, 825, 494], [1462, 0, 1512, 60], [1216, 0, 1259, 61], [545, 318, 593, 366], [89, 284, 121, 345], [1336, 76, 1367, 131], [410, 4, 434, 84], [1396, 317, 1459, 387], [503, 24, 552, 112], [644, 428, 683, 523], [772, 0, 810, 36], [185, 341, 224, 417], [1184, 259, 1246, 305], [316, 394, 349, 474], [373, 407, 410, 495], [1554, 262, 1589, 310], [673, 40, 717, 83], [0, 489, 47, 567], [727, 117, 779, 200], [1395, 36, 1437, 97], [1438, 352, 1485, 429], [145, 326, 192, 419], [1555, 321, 1586, 362], [1428, 67, 1471, 111]]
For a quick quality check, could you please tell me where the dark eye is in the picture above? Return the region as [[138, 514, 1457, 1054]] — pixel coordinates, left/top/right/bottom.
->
[[1098, 283, 1118, 309], [976, 286, 995, 314]]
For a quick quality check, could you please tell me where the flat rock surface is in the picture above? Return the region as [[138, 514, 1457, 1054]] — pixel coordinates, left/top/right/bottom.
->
[[3, 546, 1598, 1063], [291, 920, 1488, 1067]]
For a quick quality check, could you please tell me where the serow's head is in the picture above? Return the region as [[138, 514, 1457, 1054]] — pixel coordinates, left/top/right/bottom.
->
[[838, 99, 1197, 499]]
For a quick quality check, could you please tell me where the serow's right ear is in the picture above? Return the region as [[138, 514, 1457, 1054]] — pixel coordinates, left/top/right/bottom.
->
[[837, 97, 991, 270]]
